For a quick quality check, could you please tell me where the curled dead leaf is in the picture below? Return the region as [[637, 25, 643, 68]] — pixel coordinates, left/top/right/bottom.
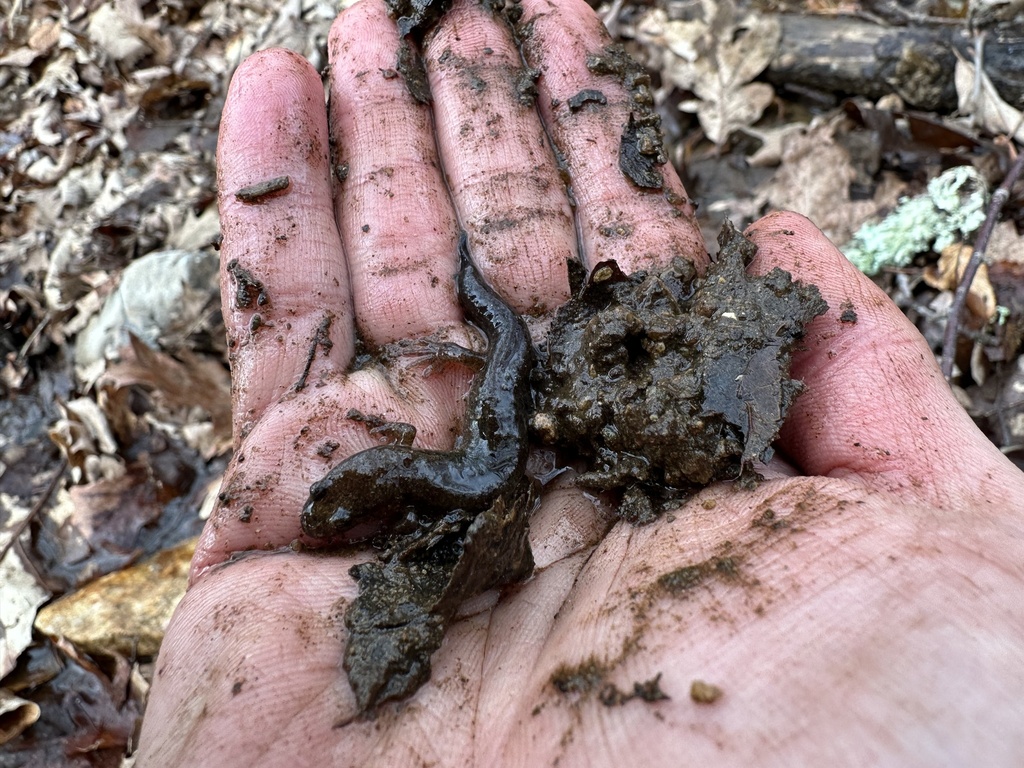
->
[[48, 397, 125, 484], [922, 243, 998, 324], [0, 690, 41, 746], [955, 52, 1024, 143]]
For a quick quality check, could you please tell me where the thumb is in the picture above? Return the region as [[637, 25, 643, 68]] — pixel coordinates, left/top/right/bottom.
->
[[745, 212, 1021, 512]]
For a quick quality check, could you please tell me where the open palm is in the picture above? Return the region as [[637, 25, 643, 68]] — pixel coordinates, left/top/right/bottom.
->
[[138, 1, 1024, 765]]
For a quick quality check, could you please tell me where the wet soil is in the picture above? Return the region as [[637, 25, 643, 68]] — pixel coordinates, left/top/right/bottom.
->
[[342, 481, 534, 713], [585, 44, 665, 189], [532, 221, 828, 522]]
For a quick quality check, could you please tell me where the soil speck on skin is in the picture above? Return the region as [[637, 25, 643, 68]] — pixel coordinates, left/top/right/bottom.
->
[[226, 259, 269, 310], [752, 508, 788, 531], [840, 302, 858, 323], [316, 439, 340, 458], [552, 659, 669, 708], [599, 673, 670, 707], [235, 175, 290, 203], [657, 552, 742, 596], [551, 657, 607, 695], [690, 679, 723, 704], [514, 66, 541, 106], [567, 88, 607, 111], [294, 314, 333, 392], [531, 221, 828, 521]]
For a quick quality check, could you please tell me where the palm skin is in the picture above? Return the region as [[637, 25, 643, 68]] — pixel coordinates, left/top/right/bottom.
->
[[137, 1, 1024, 765]]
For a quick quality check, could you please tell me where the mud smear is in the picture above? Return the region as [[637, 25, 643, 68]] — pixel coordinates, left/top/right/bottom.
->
[[294, 314, 332, 392], [234, 175, 290, 203], [532, 221, 828, 522], [226, 259, 268, 310], [384, 0, 448, 104], [343, 481, 534, 713], [385, 0, 452, 39], [395, 40, 432, 104], [585, 45, 664, 190], [514, 65, 541, 107], [567, 88, 607, 112]]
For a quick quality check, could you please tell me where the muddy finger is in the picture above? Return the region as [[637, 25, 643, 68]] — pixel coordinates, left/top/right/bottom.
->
[[327, 2, 463, 347], [516, 0, 706, 274], [425, 0, 575, 313], [219, 49, 354, 436]]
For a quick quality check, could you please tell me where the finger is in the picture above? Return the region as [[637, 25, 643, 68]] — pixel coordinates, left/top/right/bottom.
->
[[327, 2, 463, 347], [518, 0, 706, 274], [424, 0, 575, 313], [746, 212, 1024, 510], [218, 49, 353, 432]]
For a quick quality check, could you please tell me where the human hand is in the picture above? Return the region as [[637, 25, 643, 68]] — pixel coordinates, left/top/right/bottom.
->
[[138, 0, 1024, 765]]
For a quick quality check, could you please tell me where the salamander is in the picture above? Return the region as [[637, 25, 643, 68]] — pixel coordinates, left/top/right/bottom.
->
[[300, 232, 533, 540]]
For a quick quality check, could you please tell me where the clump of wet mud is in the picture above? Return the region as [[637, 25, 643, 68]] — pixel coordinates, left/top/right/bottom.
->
[[385, 0, 452, 39], [531, 222, 827, 523], [343, 483, 534, 713]]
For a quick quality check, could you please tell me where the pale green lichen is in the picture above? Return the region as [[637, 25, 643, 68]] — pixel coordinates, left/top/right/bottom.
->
[[843, 166, 989, 275]]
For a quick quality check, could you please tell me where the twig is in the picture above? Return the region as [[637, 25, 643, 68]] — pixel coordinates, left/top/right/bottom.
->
[[940, 149, 1024, 381], [0, 458, 67, 563]]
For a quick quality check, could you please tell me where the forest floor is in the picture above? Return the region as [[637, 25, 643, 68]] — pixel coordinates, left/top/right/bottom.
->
[[1, 0, 1022, 764]]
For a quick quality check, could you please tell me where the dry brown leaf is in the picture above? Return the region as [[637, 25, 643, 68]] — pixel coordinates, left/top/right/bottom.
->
[[87, 1, 152, 65], [48, 397, 125, 484], [0, 551, 51, 681], [922, 243, 998, 323], [986, 219, 1024, 266], [634, 1, 779, 145], [100, 335, 232, 453], [0, 689, 40, 746], [759, 118, 905, 246], [954, 52, 1024, 143], [65, 470, 163, 548]]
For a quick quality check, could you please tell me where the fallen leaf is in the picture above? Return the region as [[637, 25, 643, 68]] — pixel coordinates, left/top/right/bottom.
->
[[922, 242, 998, 323], [759, 117, 904, 246], [48, 396, 125, 484], [634, 0, 780, 145], [100, 335, 232, 452], [0, 548, 51, 680], [955, 52, 1024, 143], [0, 689, 40, 747]]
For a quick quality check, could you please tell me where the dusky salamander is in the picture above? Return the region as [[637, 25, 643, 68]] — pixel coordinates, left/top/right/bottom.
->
[[300, 232, 533, 540]]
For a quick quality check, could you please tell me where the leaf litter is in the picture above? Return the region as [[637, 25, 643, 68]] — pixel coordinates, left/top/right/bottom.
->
[[1, 0, 1023, 760]]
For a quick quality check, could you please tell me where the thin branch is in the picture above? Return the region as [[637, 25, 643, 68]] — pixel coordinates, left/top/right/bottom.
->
[[0, 458, 67, 563], [940, 149, 1024, 381]]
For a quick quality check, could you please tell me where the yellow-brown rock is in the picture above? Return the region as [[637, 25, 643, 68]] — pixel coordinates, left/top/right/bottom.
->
[[34, 538, 196, 658]]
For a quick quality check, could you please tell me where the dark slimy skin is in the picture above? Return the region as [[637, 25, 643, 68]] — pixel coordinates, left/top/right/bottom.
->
[[300, 233, 533, 540]]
